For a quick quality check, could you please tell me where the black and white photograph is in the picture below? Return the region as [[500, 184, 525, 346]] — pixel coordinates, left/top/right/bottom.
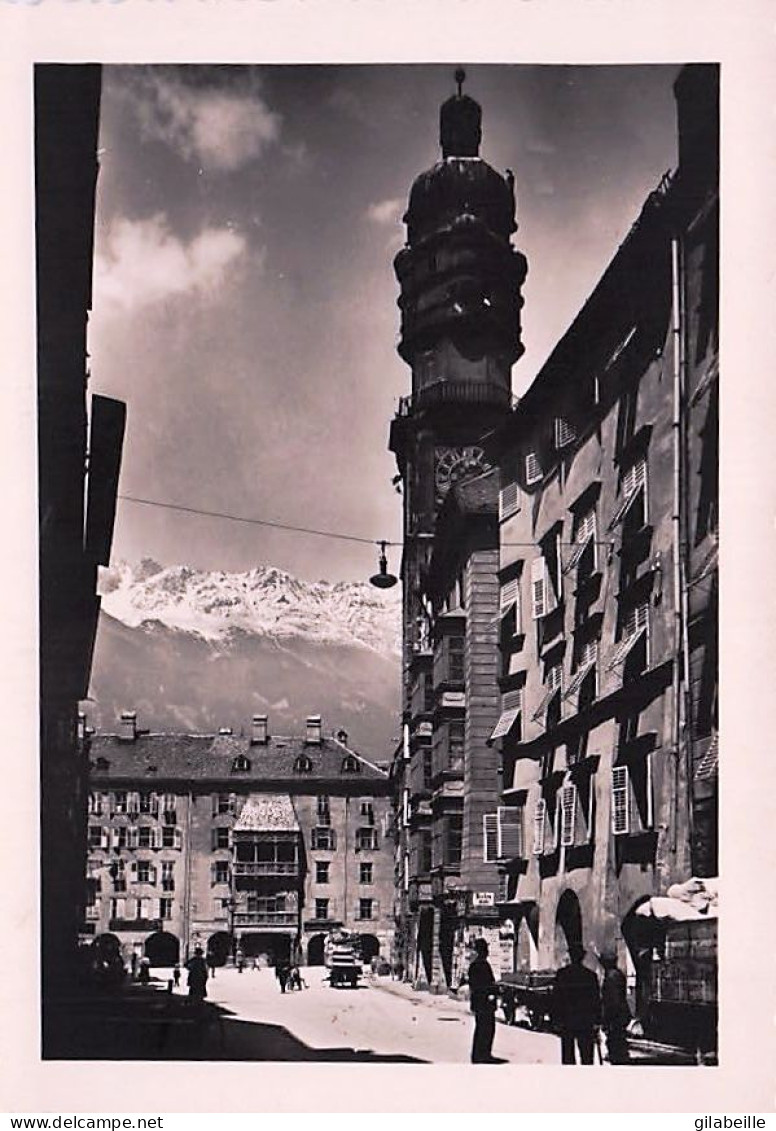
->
[[36, 58, 719, 1066], [2, 0, 775, 1115]]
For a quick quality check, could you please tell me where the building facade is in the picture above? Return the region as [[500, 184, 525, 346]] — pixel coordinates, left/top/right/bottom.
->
[[388, 73, 528, 989], [82, 713, 394, 968], [488, 64, 718, 1004], [36, 64, 125, 1018]]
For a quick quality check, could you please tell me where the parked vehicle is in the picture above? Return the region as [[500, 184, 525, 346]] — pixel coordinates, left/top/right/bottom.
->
[[644, 918, 717, 1058], [325, 931, 362, 989], [497, 970, 555, 1029]]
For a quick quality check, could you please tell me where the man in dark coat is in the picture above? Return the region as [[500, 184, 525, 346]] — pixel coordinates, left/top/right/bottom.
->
[[466, 938, 500, 1064], [551, 942, 601, 1064], [186, 946, 209, 1001], [600, 951, 631, 1064]]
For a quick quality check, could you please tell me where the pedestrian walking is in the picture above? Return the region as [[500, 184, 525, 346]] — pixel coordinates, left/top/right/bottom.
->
[[138, 956, 151, 985], [551, 942, 602, 1064], [464, 938, 500, 1064], [208, 957, 216, 978], [599, 951, 631, 1064], [186, 946, 209, 1002], [173, 963, 181, 988], [236, 949, 245, 974]]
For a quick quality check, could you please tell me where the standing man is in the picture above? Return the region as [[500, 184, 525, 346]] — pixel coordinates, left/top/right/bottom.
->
[[465, 938, 500, 1064], [600, 951, 631, 1064], [551, 942, 601, 1064]]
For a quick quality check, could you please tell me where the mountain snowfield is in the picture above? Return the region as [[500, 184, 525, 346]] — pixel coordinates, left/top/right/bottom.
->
[[99, 559, 401, 656], [89, 560, 402, 754]]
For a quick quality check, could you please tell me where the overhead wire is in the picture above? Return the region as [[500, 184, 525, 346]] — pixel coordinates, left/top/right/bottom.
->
[[117, 492, 616, 552]]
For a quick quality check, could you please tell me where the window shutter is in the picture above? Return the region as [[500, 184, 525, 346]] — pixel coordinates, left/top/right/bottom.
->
[[229, 793, 237, 815], [127, 826, 139, 849], [110, 828, 119, 849], [532, 799, 546, 855], [211, 796, 219, 817], [525, 451, 542, 485], [150, 864, 157, 885], [500, 576, 519, 612], [497, 806, 523, 859], [560, 785, 577, 847], [531, 557, 547, 620], [173, 828, 182, 850], [483, 813, 499, 863], [554, 417, 576, 450], [499, 482, 520, 522], [611, 766, 630, 835], [128, 791, 140, 814], [130, 862, 138, 881]]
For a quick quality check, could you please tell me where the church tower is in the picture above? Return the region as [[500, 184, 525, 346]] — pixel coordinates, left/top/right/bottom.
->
[[390, 70, 528, 713], [389, 71, 527, 985]]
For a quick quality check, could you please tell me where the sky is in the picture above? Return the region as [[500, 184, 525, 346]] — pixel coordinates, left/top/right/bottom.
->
[[88, 63, 682, 585]]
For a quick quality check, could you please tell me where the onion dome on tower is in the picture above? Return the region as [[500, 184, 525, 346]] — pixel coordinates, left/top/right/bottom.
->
[[393, 69, 528, 387]]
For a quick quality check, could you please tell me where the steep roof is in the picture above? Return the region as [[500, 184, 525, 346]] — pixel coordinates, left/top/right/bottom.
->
[[87, 731, 389, 787], [233, 793, 299, 833]]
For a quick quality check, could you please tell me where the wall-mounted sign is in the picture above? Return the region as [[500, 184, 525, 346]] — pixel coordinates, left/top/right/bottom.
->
[[472, 891, 496, 908]]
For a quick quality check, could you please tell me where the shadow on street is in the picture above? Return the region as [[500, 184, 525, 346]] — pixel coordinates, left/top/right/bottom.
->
[[42, 979, 427, 1062]]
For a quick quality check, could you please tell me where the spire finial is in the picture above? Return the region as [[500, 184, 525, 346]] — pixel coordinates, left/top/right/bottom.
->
[[455, 67, 466, 97]]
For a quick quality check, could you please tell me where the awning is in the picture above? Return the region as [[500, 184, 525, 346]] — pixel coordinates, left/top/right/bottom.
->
[[532, 686, 560, 722], [606, 626, 646, 671], [489, 707, 521, 743], [694, 733, 718, 780], [562, 660, 595, 701], [563, 534, 594, 575]]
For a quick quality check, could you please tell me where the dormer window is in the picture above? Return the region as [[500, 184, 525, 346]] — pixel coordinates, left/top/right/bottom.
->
[[232, 754, 251, 773], [341, 755, 360, 774], [294, 755, 313, 773]]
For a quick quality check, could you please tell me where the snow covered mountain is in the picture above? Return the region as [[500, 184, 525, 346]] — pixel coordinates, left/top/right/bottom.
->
[[87, 560, 402, 756], [99, 559, 401, 655]]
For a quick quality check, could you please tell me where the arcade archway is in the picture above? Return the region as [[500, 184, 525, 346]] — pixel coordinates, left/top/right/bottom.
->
[[145, 930, 180, 966], [307, 933, 326, 966], [554, 889, 583, 966], [207, 931, 233, 967], [358, 934, 380, 963]]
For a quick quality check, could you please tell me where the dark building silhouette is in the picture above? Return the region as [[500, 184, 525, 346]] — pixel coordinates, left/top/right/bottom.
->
[[36, 64, 125, 1040]]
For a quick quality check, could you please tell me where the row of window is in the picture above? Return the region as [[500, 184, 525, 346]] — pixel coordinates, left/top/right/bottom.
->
[[207, 860, 376, 886], [88, 825, 182, 850], [89, 792, 177, 817], [88, 858, 176, 893], [482, 766, 641, 862], [90, 792, 379, 820], [93, 896, 174, 922]]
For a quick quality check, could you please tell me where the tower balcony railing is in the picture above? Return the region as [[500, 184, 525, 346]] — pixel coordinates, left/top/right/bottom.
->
[[399, 381, 514, 415]]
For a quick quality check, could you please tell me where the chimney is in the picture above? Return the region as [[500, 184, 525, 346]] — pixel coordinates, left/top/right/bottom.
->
[[336, 728, 348, 746], [119, 711, 137, 742], [251, 714, 269, 745], [218, 726, 233, 736], [305, 715, 323, 746], [78, 711, 87, 742], [674, 64, 719, 202]]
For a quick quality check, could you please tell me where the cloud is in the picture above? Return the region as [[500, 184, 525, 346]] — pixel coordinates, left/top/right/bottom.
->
[[94, 214, 249, 312], [131, 70, 282, 172], [366, 198, 404, 226]]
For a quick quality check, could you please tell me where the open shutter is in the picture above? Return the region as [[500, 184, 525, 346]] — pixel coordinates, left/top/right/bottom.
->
[[611, 766, 630, 835], [554, 416, 576, 450], [229, 793, 237, 815], [498, 807, 523, 859], [525, 451, 542, 485], [149, 864, 157, 885], [173, 828, 183, 850], [499, 482, 520, 522], [483, 813, 499, 863], [560, 785, 577, 847], [532, 799, 546, 855], [531, 557, 547, 620], [212, 796, 219, 817], [130, 861, 138, 882], [127, 826, 139, 849]]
